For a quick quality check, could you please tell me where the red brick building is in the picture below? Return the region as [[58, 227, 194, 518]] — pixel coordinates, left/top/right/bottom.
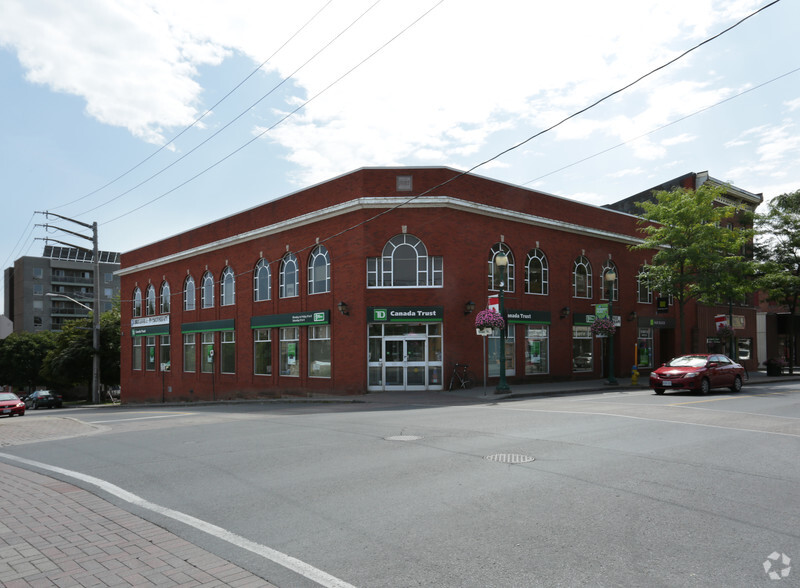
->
[[118, 167, 762, 402]]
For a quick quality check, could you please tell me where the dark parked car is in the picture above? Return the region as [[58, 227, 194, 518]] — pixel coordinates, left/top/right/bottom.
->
[[0, 392, 25, 417], [650, 354, 745, 395], [24, 390, 63, 409]]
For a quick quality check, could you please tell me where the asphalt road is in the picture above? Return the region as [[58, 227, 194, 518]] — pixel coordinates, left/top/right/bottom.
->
[[3, 383, 799, 587]]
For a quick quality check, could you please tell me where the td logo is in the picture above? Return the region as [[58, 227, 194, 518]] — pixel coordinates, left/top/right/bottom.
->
[[373, 309, 387, 321]]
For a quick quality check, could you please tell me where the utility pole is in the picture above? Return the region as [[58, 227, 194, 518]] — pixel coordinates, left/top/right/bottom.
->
[[37, 212, 101, 404]]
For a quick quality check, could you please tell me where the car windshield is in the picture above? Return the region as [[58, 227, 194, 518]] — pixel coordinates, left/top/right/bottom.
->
[[666, 356, 708, 368], [0, 393, 18, 401]]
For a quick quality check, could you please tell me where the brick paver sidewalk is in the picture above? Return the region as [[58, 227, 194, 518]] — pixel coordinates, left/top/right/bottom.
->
[[0, 462, 276, 587]]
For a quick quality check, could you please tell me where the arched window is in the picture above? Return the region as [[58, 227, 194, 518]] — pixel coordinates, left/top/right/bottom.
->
[[308, 245, 330, 295], [573, 256, 592, 298], [280, 253, 299, 298], [133, 287, 142, 318], [160, 281, 170, 314], [201, 271, 214, 308], [601, 261, 618, 301], [488, 243, 515, 292], [184, 275, 195, 311], [637, 267, 652, 303], [366, 234, 442, 288], [254, 259, 271, 301], [220, 267, 235, 306], [525, 249, 548, 295], [145, 284, 156, 316]]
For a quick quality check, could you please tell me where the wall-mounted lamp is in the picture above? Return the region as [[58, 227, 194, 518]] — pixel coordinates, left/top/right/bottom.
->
[[337, 301, 349, 315], [464, 301, 476, 315], [560, 306, 570, 319], [628, 311, 637, 322]]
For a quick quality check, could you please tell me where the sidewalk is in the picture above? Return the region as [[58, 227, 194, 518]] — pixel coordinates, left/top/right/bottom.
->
[[1, 369, 796, 587]]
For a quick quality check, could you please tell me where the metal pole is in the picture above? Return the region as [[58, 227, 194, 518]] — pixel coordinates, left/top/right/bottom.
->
[[92, 222, 101, 404], [607, 277, 617, 385], [496, 265, 510, 393]]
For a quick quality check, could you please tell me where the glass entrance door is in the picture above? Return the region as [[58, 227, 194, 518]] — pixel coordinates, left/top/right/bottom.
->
[[383, 336, 428, 391]]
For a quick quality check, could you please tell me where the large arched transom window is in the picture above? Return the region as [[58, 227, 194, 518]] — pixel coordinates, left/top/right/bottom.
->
[[201, 271, 214, 308], [145, 284, 156, 316], [601, 261, 618, 301], [308, 245, 330, 295], [184, 275, 195, 311], [280, 253, 299, 298], [637, 267, 653, 304], [133, 287, 142, 318], [573, 255, 592, 298], [220, 266, 235, 306], [254, 259, 271, 301], [160, 281, 170, 314], [488, 243, 515, 292], [367, 234, 442, 288], [525, 248, 548, 295]]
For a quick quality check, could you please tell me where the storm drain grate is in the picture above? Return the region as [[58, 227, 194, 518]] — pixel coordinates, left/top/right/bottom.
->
[[485, 453, 535, 464], [385, 435, 423, 441]]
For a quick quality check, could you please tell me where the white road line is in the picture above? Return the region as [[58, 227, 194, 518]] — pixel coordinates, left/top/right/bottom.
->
[[0, 453, 357, 588], [90, 414, 193, 424]]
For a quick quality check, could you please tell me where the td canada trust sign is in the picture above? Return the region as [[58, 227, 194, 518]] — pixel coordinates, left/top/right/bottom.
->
[[368, 306, 444, 323]]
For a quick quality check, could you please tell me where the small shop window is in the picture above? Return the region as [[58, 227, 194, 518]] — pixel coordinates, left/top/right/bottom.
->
[[254, 329, 272, 375], [183, 334, 195, 372], [488, 326, 515, 377], [145, 336, 156, 371], [132, 337, 142, 370], [220, 331, 235, 374], [636, 328, 653, 369], [201, 332, 214, 373], [280, 327, 300, 376], [572, 325, 593, 372], [160, 335, 171, 372], [525, 325, 549, 375], [309, 325, 331, 378]]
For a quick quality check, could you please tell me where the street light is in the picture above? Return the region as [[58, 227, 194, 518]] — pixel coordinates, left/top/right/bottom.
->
[[605, 272, 618, 385], [46, 293, 100, 403], [495, 251, 510, 394]]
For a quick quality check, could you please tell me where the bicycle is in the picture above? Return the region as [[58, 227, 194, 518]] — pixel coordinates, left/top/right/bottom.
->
[[448, 363, 476, 390]]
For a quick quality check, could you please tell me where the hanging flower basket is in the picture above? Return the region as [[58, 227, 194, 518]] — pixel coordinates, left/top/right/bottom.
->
[[591, 317, 616, 337], [716, 325, 735, 340], [475, 308, 505, 330]]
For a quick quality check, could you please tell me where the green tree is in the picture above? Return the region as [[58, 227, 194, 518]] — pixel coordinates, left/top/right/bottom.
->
[[631, 184, 755, 354], [0, 331, 58, 392], [755, 189, 800, 373]]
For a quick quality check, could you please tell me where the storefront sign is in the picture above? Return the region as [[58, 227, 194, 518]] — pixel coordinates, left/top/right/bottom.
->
[[131, 315, 170, 337], [368, 306, 443, 323], [251, 311, 330, 329], [656, 297, 669, 313], [639, 316, 675, 329], [182, 319, 235, 333], [505, 309, 551, 324]]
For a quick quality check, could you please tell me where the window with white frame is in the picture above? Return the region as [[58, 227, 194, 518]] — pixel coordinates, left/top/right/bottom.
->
[[201, 332, 214, 372], [308, 245, 330, 295], [160, 335, 170, 371], [637, 269, 652, 303], [160, 281, 170, 314], [601, 261, 618, 301], [184, 275, 196, 311], [220, 331, 235, 373], [145, 336, 156, 370], [183, 333, 196, 372], [254, 259, 271, 301], [133, 287, 142, 317], [220, 267, 235, 306], [367, 234, 442, 288], [145, 285, 156, 316], [488, 243, 515, 292], [202, 272, 214, 308], [573, 256, 592, 298], [254, 329, 271, 375], [280, 326, 300, 376], [309, 325, 331, 378], [132, 337, 142, 370], [525, 248, 548, 295], [280, 253, 299, 298]]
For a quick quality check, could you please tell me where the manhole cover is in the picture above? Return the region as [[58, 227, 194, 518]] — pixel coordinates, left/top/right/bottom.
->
[[485, 453, 535, 464], [385, 435, 423, 441]]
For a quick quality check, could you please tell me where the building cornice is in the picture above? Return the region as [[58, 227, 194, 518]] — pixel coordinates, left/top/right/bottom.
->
[[117, 196, 645, 276]]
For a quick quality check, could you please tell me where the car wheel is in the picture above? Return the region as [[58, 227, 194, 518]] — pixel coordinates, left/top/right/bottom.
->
[[700, 378, 711, 395], [730, 375, 743, 393], [654, 388, 665, 395]]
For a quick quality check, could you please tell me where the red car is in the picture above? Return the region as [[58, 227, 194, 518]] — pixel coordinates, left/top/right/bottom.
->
[[650, 354, 745, 395], [0, 392, 26, 417]]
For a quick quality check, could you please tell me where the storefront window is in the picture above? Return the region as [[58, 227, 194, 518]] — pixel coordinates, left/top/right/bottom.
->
[[525, 325, 549, 375], [145, 336, 156, 371], [160, 335, 170, 371], [572, 325, 593, 371], [280, 327, 300, 376], [738, 338, 752, 362], [488, 326, 515, 377], [132, 337, 142, 370], [309, 325, 331, 378], [637, 328, 653, 368], [183, 333, 195, 372], [220, 331, 235, 374], [254, 329, 271, 375], [201, 332, 214, 373]]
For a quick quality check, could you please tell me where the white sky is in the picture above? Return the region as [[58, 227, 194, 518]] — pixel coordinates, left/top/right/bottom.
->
[[1, 0, 799, 313]]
